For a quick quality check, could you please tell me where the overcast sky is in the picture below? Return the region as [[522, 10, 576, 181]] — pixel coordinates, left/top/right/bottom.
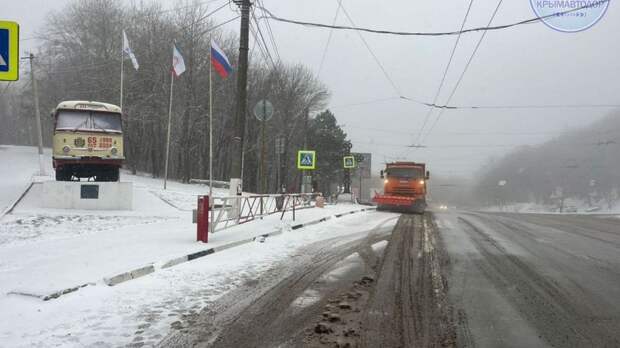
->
[[4, 0, 620, 178]]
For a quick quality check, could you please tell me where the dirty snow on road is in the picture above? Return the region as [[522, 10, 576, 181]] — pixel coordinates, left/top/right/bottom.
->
[[0, 211, 397, 347]]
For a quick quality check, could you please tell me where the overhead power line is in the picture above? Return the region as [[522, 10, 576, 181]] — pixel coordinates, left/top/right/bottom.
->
[[420, 0, 504, 144], [256, 0, 281, 62], [339, 2, 402, 96], [415, 0, 475, 146], [331, 96, 620, 111], [251, 7, 278, 68], [317, 0, 343, 77], [258, 0, 608, 37]]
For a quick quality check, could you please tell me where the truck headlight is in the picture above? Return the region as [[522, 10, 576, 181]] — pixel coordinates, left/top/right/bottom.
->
[[62, 146, 71, 154], [110, 147, 118, 155], [419, 180, 425, 185], [384, 179, 389, 184]]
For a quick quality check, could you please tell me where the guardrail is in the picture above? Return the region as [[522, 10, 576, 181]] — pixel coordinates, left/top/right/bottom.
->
[[188, 178, 230, 189], [205, 193, 322, 234]]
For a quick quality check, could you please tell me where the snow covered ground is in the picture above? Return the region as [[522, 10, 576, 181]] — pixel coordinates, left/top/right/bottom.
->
[[480, 199, 620, 215], [0, 145, 395, 347], [0, 145, 52, 215], [0, 211, 398, 347]]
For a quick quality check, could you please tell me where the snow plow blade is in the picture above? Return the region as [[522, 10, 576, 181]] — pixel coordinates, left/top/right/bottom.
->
[[372, 195, 416, 206]]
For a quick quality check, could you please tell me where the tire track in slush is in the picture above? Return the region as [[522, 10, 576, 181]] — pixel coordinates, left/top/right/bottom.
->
[[188, 216, 398, 348], [361, 213, 456, 348]]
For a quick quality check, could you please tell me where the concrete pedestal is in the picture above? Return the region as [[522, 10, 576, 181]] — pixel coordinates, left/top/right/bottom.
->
[[41, 181, 133, 210]]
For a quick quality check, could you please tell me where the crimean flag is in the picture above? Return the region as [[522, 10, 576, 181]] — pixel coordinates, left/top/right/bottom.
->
[[172, 44, 186, 77], [210, 40, 233, 79]]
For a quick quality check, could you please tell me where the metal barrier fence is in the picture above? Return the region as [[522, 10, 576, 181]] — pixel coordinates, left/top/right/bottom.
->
[[208, 193, 321, 233]]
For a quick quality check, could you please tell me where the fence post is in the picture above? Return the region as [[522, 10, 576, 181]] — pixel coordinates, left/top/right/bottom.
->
[[197, 196, 209, 243]]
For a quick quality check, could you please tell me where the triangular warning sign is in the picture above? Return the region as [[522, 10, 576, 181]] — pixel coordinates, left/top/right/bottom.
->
[[301, 154, 312, 165], [0, 54, 6, 66]]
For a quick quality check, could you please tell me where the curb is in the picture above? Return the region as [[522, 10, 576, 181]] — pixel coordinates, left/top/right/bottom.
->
[[38, 206, 376, 299], [104, 265, 156, 286], [0, 181, 34, 219]]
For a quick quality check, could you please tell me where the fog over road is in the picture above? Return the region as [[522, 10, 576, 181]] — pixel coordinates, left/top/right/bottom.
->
[[160, 211, 620, 347]]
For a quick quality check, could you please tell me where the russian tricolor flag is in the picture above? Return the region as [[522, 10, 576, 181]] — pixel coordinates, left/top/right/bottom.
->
[[211, 40, 233, 79]]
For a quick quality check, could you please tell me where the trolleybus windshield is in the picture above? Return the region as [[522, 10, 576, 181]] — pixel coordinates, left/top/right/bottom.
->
[[56, 111, 122, 133]]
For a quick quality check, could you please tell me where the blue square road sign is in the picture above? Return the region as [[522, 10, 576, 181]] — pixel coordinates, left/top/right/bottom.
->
[[0, 21, 19, 81]]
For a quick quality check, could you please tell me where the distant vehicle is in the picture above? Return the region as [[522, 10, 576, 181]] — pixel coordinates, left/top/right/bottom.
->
[[564, 206, 578, 213], [373, 161, 430, 214], [52, 101, 124, 181]]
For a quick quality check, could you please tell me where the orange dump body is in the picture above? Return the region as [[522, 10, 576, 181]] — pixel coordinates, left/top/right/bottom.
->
[[373, 162, 428, 213]]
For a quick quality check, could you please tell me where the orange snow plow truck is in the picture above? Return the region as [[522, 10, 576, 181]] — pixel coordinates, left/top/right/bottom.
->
[[373, 161, 430, 214]]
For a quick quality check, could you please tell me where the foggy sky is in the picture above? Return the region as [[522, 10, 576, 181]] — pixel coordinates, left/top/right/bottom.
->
[[4, 0, 620, 178]]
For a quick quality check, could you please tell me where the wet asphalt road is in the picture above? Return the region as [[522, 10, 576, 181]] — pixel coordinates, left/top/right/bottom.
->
[[158, 210, 620, 347], [440, 211, 620, 348]]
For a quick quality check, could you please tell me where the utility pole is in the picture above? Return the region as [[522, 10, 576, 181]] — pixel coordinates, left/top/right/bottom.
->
[[22, 53, 45, 176], [260, 100, 267, 194], [301, 108, 309, 193], [230, 0, 251, 195]]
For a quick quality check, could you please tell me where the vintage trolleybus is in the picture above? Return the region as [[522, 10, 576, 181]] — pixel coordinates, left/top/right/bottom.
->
[[52, 101, 124, 181]]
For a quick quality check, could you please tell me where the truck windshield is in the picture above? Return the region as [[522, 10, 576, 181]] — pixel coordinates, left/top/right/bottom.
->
[[56, 111, 122, 132], [387, 167, 424, 179]]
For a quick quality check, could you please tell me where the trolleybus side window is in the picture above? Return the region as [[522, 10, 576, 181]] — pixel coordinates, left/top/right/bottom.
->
[[387, 167, 424, 179]]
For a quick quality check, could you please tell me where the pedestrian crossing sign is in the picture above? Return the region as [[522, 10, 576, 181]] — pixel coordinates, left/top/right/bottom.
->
[[343, 156, 355, 169], [297, 150, 316, 170], [0, 21, 19, 81]]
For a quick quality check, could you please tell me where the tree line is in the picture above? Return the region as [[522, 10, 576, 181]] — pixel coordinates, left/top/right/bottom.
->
[[0, 0, 351, 195], [472, 111, 620, 209]]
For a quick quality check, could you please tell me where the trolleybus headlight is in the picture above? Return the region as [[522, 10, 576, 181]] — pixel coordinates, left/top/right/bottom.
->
[[62, 146, 71, 154], [419, 180, 425, 185], [384, 179, 389, 184], [110, 147, 118, 155]]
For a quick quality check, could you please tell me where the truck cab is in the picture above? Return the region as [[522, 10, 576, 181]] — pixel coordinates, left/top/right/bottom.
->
[[374, 162, 430, 213]]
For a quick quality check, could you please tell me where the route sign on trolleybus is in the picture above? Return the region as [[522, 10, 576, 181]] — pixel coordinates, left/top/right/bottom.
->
[[0, 21, 19, 81], [297, 150, 316, 170]]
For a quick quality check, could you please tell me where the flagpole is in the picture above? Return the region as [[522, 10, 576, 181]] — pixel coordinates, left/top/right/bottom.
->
[[120, 31, 124, 110], [164, 70, 174, 190], [208, 37, 214, 234]]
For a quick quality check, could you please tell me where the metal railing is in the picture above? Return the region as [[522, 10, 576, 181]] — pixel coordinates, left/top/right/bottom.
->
[[208, 193, 321, 232]]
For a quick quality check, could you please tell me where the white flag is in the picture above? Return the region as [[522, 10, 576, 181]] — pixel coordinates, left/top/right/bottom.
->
[[172, 44, 186, 77], [122, 30, 139, 70]]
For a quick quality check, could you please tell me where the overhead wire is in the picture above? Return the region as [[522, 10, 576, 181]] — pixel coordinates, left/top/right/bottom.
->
[[251, 7, 278, 69], [339, 2, 402, 96], [256, 0, 281, 62], [317, 0, 343, 77], [420, 0, 504, 144], [257, 0, 608, 37], [249, 20, 277, 70], [415, 0, 475, 146]]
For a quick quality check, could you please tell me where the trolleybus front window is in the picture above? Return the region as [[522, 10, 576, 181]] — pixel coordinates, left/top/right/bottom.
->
[[56, 111, 90, 131], [92, 113, 122, 132]]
